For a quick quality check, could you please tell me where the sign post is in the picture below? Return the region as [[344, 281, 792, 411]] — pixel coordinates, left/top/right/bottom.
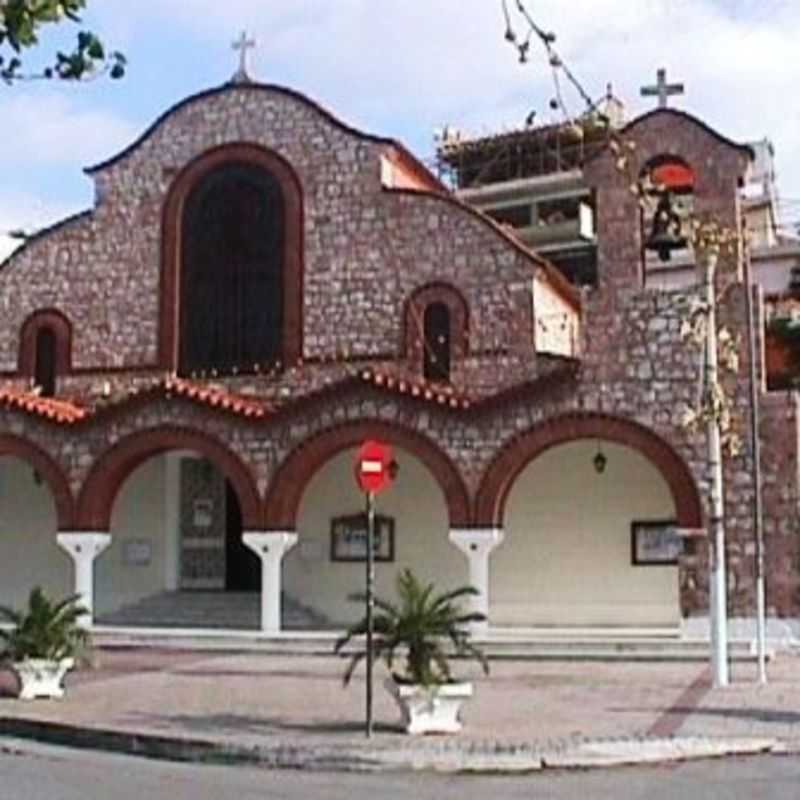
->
[[365, 488, 375, 738], [354, 440, 397, 739]]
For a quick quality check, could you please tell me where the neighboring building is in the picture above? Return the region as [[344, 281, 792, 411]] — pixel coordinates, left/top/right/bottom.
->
[[0, 73, 798, 641], [440, 107, 800, 298]]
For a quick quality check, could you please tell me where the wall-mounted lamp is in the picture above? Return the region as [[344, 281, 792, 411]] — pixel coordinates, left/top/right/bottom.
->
[[593, 443, 607, 475]]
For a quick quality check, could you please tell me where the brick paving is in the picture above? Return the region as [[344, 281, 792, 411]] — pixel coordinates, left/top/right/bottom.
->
[[1, 649, 798, 752]]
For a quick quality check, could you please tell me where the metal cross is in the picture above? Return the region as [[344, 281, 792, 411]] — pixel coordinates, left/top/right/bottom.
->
[[640, 68, 685, 109], [231, 30, 256, 83]]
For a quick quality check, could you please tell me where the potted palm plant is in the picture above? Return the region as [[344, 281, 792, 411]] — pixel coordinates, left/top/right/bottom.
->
[[0, 588, 89, 700], [334, 569, 489, 734]]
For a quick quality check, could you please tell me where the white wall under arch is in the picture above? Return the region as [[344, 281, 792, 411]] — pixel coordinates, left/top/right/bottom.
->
[[494, 440, 679, 627], [0, 455, 71, 610], [95, 454, 171, 616], [284, 447, 467, 626]]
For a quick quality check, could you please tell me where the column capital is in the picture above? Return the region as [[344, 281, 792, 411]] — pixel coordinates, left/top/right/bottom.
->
[[56, 532, 112, 560], [449, 527, 505, 555], [243, 531, 298, 560]]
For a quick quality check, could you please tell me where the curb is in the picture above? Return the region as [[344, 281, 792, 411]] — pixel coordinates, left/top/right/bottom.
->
[[0, 718, 781, 774]]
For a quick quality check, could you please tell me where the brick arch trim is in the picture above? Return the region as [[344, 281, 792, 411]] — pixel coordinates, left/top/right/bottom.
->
[[18, 309, 73, 377], [75, 426, 262, 531], [0, 434, 75, 529], [160, 142, 304, 370], [474, 412, 703, 529], [264, 420, 471, 529]]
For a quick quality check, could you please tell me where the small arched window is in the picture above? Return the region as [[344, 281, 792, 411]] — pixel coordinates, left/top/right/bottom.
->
[[18, 310, 72, 393], [405, 284, 467, 384], [423, 302, 451, 383], [34, 328, 57, 397]]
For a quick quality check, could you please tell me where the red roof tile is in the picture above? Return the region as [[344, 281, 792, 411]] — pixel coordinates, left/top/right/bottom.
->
[[0, 389, 87, 424], [359, 368, 473, 409], [160, 378, 271, 418]]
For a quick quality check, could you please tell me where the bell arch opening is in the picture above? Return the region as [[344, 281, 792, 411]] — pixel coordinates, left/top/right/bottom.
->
[[641, 154, 696, 271]]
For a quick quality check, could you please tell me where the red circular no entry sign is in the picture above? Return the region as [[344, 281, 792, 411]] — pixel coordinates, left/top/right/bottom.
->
[[355, 440, 396, 495]]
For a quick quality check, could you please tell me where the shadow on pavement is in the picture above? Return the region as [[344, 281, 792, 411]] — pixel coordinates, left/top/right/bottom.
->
[[122, 711, 404, 737]]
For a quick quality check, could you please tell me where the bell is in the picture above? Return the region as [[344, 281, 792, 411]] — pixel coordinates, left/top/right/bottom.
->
[[645, 191, 687, 262]]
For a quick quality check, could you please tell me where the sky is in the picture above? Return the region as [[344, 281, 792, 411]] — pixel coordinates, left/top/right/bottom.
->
[[0, 0, 798, 259]]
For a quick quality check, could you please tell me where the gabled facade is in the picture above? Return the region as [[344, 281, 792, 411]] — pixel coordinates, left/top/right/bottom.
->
[[0, 80, 798, 639]]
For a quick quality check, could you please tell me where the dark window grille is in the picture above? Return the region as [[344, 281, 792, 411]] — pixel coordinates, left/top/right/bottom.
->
[[179, 162, 285, 375], [423, 302, 451, 383], [34, 327, 57, 397]]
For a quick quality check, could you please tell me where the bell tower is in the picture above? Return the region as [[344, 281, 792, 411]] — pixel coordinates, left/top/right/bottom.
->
[[583, 108, 752, 297]]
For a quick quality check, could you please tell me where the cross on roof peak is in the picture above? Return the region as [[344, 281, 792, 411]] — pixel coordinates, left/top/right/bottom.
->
[[231, 30, 257, 84], [640, 68, 685, 110]]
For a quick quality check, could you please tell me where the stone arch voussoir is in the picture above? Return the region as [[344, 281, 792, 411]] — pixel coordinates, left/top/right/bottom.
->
[[475, 412, 703, 529], [263, 420, 471, 529], [0, 434, 75, 529], [75, 425, 263, 531]]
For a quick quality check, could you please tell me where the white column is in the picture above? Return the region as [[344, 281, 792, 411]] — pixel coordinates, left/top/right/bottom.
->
[[56, 532, 112, 628], [243, 531, 298, 633], [449, 528, 505, 636]]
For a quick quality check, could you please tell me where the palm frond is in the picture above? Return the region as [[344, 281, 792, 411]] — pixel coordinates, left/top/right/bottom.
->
[[0, 587, 89, 663], [332, 568, 490, 687]]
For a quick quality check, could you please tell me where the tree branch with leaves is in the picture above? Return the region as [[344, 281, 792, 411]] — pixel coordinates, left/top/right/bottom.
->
[[0, 0, 125, 83]]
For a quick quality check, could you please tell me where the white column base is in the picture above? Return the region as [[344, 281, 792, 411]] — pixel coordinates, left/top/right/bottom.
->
[[243, 531, 298, 633], [56, 532, 112, 628], [449, 528, 505, 636]]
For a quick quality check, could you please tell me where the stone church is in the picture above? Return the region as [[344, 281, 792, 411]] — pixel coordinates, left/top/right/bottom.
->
[[0, 69, 797, 642]]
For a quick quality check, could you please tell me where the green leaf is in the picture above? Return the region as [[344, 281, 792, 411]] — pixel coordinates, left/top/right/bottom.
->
[[333, 568, 489, 687]]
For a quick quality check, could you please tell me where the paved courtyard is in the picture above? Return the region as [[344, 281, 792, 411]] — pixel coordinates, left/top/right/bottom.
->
[[1, 649, 799, 752]]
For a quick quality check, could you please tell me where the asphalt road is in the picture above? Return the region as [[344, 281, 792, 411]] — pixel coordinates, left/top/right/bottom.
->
[[1, 740, 799, 799]]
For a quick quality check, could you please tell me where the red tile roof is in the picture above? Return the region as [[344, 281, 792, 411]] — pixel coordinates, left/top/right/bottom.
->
[[0, 389, 87, 424], [160, 378, 270, 419], [358, 368, 473, 409], [0, 365, 576, 426]]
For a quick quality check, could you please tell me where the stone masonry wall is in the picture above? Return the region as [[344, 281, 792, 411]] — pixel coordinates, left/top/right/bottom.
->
[[0, 84, 550, 396]]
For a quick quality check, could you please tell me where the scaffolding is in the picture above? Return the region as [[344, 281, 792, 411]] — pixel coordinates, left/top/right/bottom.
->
[[434, 117, 614, 191]]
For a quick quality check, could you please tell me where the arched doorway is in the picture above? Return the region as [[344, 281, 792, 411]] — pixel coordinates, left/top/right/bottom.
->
[[94, 453, 261, 626], [79, 427, 263, 628]]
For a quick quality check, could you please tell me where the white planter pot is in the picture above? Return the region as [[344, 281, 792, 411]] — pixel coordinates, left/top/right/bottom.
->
[[12, 658, 75, 701], [385, 678, 473, 734]]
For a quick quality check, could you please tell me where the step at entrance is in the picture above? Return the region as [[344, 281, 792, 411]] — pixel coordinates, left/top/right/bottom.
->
[[96, 591, 330, 630]]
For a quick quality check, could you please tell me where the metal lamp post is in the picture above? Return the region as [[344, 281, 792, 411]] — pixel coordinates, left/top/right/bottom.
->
[[699, 244, 730, 687]]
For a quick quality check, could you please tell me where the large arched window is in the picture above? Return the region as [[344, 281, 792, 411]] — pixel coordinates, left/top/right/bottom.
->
[[162, 144, 304, 376], [180, 162, 285, 375]]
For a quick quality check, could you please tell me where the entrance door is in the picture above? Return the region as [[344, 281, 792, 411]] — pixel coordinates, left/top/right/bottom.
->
[[225, 482, 260, 591]]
